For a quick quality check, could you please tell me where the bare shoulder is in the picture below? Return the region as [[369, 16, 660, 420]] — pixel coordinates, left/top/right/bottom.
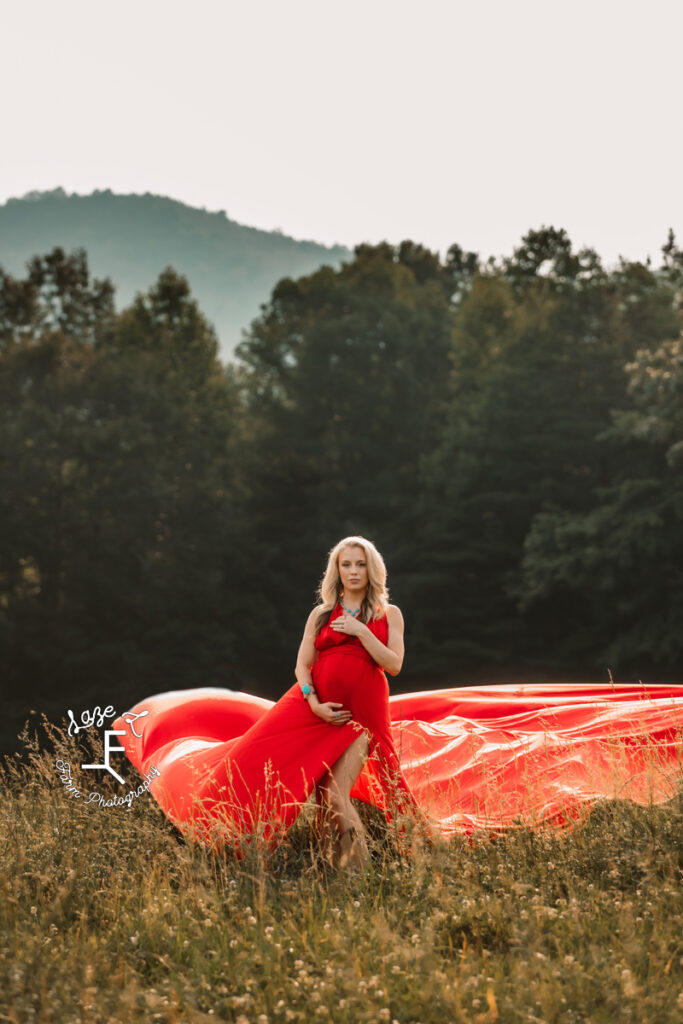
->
[[386, 604, 404, 628], [304, 606, 320, 633]]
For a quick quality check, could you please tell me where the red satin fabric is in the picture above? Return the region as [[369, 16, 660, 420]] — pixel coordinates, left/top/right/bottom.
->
[[113, 610, 683, 853]]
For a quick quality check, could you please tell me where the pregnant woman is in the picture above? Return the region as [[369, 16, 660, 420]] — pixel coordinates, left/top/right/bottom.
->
[[115, 536, 428, 870], [292, 537, 423, 869]]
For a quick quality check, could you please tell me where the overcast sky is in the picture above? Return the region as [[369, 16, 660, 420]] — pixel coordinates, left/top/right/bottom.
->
[[2, 0, 681, 268]]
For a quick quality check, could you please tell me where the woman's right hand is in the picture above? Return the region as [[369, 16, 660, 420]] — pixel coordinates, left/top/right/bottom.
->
[[313, 700, 352, 726]]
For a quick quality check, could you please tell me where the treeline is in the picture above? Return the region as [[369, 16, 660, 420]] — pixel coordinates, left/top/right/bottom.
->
[[1, 230, 682, 747]]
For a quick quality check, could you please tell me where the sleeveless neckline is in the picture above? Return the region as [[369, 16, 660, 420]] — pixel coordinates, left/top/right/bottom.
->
[[331, 600, 387, 620], [314, 600, 388, 654]]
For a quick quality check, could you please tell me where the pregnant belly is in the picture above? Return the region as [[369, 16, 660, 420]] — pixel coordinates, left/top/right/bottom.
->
[[313, 643, 376, 684], [312, 645, 387, 708]]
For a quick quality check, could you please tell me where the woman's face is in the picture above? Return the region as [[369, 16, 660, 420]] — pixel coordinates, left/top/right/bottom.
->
[[338, 545, 369, 593]]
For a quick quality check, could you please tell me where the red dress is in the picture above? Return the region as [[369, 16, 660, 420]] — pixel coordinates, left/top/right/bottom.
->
[[114, 602, 421, 854]]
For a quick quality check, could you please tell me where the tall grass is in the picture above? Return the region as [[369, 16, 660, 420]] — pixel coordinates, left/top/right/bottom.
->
[[2, 715, 682, 1024]]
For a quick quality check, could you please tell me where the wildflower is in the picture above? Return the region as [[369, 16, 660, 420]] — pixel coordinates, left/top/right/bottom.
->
[[621, 968, 638, 998], [130, 934, 139, 946], [379, 1011, 391, 1021]]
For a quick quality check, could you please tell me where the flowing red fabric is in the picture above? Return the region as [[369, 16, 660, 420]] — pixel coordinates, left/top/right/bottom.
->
[[113, 604, 683, 854]]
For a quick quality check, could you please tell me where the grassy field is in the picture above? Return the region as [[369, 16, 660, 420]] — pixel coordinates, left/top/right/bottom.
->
[[2, 718, 682, 1024]]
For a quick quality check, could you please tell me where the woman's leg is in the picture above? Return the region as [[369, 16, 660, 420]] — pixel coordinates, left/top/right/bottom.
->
[[314, 773, 337, 865], [321, 730, 371, 870]]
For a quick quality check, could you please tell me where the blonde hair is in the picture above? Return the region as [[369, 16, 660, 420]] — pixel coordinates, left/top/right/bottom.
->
[[313, 535, 390, 636]]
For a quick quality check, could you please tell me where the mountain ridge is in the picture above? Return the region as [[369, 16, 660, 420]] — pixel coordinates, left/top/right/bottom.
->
[[0, 187, 352, 357]]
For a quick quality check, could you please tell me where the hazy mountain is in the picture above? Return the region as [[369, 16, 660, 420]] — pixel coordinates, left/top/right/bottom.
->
[[0, 188, 352, 359]]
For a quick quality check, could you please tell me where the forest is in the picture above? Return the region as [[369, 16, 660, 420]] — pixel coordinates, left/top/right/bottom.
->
[[2, 227, 682, 751]]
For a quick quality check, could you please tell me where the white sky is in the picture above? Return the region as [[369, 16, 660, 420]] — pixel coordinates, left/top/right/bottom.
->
[[2, 0, 681, 268]]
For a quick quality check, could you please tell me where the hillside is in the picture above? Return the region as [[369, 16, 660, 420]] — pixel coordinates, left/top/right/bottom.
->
[[0, 188, 352, 358]]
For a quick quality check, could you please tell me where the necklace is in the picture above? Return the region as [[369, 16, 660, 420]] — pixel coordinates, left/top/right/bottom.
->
[[340, 594, 361, 617]]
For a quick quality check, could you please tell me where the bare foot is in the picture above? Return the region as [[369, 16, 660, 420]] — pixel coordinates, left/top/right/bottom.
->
[[337, 825, 369, 871]]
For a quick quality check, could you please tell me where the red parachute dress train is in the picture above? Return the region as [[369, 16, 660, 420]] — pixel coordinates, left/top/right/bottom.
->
[[113, 603, 683, 855]]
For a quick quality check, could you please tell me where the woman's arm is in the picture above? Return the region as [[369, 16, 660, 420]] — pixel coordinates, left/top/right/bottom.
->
[[295, 609, 353, 724], [294, 609, 319, 694], [331, 604, 405, 676]]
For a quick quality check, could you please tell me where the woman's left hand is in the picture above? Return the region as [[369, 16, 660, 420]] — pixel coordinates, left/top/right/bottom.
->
[[330, 611, 366, 637]]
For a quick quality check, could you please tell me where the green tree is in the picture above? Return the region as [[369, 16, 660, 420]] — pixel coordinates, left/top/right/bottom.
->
[[0, 245, 114, 347], [0, 256, 245, 723], [232, 241, 460, 669], [409, 227, 682, 673], [515, 329, 683, 669]]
